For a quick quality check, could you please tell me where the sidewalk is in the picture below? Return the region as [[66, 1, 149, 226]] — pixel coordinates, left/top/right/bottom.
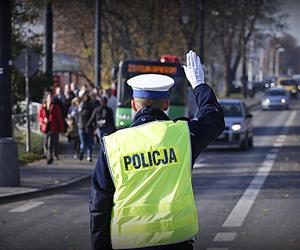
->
[[0, 145, 96, 204]]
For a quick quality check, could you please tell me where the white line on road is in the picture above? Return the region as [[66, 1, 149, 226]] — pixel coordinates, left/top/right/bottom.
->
[[9, 201, 44, 213], [273, 142, 282, 147], [207, 248, 229, 250], [213, 232, 237, 242], [270, 148, 279, 153], [222, 110, 297, 228], [266, 154, 277, 160], [222, 158, 274, 227]]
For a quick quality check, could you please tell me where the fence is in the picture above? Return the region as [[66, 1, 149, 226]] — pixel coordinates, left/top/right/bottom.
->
[[12, 101, 41, 135]]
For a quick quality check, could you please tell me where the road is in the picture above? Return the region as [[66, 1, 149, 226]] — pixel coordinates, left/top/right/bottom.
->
[[0, 99, 299, 250]]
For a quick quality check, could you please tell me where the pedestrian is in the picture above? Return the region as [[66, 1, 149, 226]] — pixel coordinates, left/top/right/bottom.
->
[[77, 92, 94, 162], [89, 51, 225, 249], [66, 97, 80, 159], [86, 96, 116, 142], [105, 88, 117, 117], [38, 90, 64, 164], [91, 88, 101, 109]]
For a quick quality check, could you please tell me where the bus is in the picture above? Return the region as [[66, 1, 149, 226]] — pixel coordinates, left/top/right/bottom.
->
[[115, 59, 188, 128]]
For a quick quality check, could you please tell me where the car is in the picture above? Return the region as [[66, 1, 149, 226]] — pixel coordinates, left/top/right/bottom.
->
[[210, 99, 254, 150], [261, 87, 290, 110], [277, 77, 298, 98]]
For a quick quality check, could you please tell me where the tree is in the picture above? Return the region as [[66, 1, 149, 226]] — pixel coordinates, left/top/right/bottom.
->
[[205, 0, 286, 96], [11, 0, 51, 109]]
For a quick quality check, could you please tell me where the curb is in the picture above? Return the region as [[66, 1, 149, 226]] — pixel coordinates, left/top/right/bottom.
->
[[0, 174, 91, 205]]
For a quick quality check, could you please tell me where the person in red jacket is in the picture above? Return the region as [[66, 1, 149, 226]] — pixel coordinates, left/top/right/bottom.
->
[[38, 90, 64, 164]]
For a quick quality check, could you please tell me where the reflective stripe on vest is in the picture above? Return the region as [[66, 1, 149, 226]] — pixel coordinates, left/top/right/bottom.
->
[[103, 120, 198, 249]]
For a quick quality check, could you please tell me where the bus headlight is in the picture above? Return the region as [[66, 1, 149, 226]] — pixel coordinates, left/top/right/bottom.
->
[[232, 124, 242, 131], [281, 98, 286, 103]]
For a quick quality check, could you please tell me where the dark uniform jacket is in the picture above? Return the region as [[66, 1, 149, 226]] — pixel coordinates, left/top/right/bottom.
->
[[89, 84, 225, 250]]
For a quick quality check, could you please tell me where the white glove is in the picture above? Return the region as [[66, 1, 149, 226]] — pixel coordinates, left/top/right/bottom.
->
[[183, 50, 204, 89]]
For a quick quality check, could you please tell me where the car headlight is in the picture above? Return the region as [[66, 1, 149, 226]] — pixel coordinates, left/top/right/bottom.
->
[[264, 98, 270, 104], [232, 124, 242, 131], [270, 82, 275, 87], [298, 85, 300, 90], [265, 83, 269, 88], [281, 98, 286, 103], [291, 89, 296, 93]]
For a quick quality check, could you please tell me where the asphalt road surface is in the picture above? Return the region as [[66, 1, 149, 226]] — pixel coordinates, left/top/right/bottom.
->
[[1, 99, 299, 250]]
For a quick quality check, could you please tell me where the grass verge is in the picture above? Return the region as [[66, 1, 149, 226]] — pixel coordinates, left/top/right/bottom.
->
[[14, 130, 44, 165]]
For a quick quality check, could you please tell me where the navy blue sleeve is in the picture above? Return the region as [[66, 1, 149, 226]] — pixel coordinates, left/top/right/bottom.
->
[[89, 148, 115, 250], [189, 84, 225, 164]]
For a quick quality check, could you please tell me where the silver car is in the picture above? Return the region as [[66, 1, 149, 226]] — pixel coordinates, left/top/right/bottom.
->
[[210, 99, 254, 149], [261, 87, 290, 110]]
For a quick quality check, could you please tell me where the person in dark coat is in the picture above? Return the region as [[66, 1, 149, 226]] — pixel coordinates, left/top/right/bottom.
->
[[89, 51, 225, 249], [86, 97, 116, 141], [78, 92, 94, 162]]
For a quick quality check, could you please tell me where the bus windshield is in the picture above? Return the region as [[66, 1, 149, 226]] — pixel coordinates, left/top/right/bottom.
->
[[117, 60, 187, 108]]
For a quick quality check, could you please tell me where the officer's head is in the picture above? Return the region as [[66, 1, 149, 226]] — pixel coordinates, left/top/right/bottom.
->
[[131, 98, 169, 112], [127, 74, 174, 112]]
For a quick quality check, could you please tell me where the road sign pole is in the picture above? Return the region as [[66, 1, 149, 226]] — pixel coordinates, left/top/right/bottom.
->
[[25, 48, 31, 152]]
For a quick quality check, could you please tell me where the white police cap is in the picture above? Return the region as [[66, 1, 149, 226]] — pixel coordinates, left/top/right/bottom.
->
[[127, 74, 174, 99]]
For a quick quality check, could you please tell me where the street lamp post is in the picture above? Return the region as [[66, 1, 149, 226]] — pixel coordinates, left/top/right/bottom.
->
[[94, 0, 101, 88], [199, 0, 205, 64], [0, 0, 20, 187], [44, 1, 53, 83]]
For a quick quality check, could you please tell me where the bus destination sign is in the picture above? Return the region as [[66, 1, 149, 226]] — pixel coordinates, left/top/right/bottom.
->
[[127, 64, 177, 74]]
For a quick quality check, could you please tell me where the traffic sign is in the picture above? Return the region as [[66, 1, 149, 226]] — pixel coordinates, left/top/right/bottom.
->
[[14, 48, 40, 76]]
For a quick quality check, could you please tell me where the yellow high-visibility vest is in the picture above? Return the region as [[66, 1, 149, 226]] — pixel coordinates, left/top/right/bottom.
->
[[103, 120, 198, 249]]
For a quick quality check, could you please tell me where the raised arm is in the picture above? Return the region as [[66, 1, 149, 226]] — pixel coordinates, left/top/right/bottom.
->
[[184, 50, 225, 164]]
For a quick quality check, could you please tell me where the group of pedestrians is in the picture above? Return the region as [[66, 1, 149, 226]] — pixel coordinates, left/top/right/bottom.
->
[[38, 83, 117, 164]]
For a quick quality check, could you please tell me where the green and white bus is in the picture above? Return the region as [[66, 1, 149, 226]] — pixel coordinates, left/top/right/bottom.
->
[[115, 59, 188, 128]]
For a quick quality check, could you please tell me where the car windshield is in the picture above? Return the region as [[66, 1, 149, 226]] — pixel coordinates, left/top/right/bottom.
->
[[279, 80, 297, 86], [221, 103, 243, 117], [265, 90, 286, 96]]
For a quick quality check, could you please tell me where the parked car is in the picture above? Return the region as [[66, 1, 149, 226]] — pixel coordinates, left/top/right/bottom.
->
[[210, 99, 254, 149], [261, 87, 290, 110]]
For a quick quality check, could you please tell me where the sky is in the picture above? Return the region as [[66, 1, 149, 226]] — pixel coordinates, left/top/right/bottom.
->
[[283, 0, 300, 44]]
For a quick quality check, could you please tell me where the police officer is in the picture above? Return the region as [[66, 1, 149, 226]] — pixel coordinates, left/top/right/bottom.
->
[[89, 51, 225, 250]]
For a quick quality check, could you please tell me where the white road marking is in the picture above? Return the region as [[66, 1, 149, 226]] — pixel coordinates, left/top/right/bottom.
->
[[194, 163, 207, 168], [270, 148, 279, 153], [266, 154, 277, 159], [213, 232, 237, 242], [222, 158, 274, 227], [278, 135, 287, 139], [9, 201, 44, 213], [222, 110, 297, 228], [207, 248, 229, 250], [273, 142, 282, 147]]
